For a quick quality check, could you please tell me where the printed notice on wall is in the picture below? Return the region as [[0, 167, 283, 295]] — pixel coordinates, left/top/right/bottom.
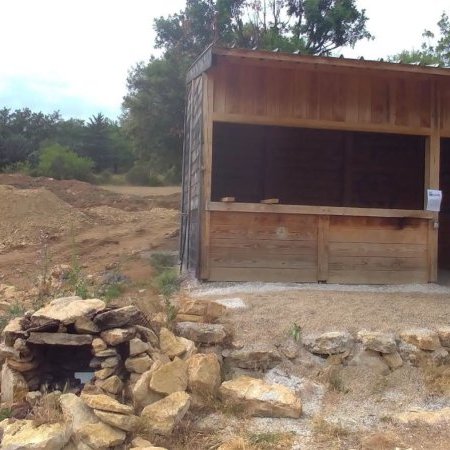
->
[[426, 189, 443, 212]]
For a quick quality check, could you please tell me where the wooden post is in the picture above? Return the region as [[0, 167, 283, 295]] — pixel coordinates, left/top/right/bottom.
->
[[200, 72, 214, 280], [317, 215, 330, 282], [425, 80, 440, 282]]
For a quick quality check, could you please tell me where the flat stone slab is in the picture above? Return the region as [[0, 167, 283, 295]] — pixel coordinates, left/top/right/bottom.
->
[[219, 376, 302, 418], [303, 331, 353, 355], [94, 306, 142, 330], [32, 296, 105, 325], [400, 328, 441, 351], [28, 332, 93, 346], [175, 322, 227, 345]]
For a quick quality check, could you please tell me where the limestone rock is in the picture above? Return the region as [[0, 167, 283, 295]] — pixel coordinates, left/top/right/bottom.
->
[[101, 327, 136, 346], [96, 375, 124, 394], [176, 322, 227, 345], [130, 337, 150, 356], [74, 316, 99, 334], [303, 332, 353, 355], [93, 347, 118, 358], [125, 353, 153, 373], [132, 365, 164, 411], [159, 327, 187, 358], [141, 391, 191, 436], [2, 317, 27, 345], [397, 341, 421, 365], [149, 357, 188, 395], [437, 326, 450, 347], [6, 357, 39, 372], [1, 420, 70, 450], [94, 305, 142, 330], [95, 367, 115, 381], [400, 328, 440, 351], [431, 347, 449, 365], [81, 393, 134, 414], [223, 348, 282, 370], [135, 325, 159, 347], [357, 330, 397, 354], [348, 349, 390, 375], [0, 343, 20, 360], [60, 393, 125, 448], [92, 337, 107, 353], [101, 355, 121, 368], [1, 363, 28, 402], [178, 337, 197, 360], [32, 296, 105, 325], [132, 437, 154, 447], [94, 409, 139, 431], [382, 351, 403, 370], [28, 332, 92, 346], [187, 353, 221, 396], [394, 407, 450, 425], [219, 376, 302, 418], [175, 314, 204, 323]]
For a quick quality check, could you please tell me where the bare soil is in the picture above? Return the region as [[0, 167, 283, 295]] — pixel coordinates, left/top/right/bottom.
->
[[101, 184, 181, 197], [0, 175, 180, 300]]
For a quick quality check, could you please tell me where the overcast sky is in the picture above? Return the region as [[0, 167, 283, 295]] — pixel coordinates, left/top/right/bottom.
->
[[0, 0, 448, 120]]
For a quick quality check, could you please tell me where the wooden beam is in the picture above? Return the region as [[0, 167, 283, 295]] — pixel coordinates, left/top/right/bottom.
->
[[212, 112, 432, 136], [425, 79, 441, 282], [317, 216, 330, 281], [207, 201, 435, 219], [199, 73, 214, 280], [213, 47, 450, 78]]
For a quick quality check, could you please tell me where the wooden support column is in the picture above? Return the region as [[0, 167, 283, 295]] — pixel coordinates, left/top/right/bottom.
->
[[425, 80, 440, 282], [200, 72, 214, 280], [317, 215, 330, 282]]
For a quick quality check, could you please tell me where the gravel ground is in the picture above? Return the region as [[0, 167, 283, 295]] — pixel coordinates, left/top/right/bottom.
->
[[188, 282, 450, 345]]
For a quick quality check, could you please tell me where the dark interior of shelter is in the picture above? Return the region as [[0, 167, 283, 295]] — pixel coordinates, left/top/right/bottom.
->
[[211, 122, 425, 210], [439, 138, 450, 269]]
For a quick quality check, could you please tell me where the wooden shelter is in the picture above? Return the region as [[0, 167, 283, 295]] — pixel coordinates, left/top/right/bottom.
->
[[180, 46, 450, 284]]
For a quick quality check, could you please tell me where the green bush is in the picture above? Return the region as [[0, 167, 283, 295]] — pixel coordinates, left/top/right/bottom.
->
[[37, 144, 94, 181], [149, 252, 177, 275], [125, 162, 172, 186], [153, 269, 180, 299]]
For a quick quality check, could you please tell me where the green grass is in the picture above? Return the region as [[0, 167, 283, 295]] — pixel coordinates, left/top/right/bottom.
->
[[102, 283, 124, 302], [149, 252, 177, 275]]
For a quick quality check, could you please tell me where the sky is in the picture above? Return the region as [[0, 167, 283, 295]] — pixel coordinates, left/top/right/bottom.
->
[[0, 0, 448, 121]]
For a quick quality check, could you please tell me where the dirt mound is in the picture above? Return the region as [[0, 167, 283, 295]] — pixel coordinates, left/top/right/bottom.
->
[[0, 174, 151, 211], [0, 185, 90, 253]]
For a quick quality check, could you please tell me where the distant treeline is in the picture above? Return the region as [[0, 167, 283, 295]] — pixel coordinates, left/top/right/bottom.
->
[[0, 108, 178, 185]]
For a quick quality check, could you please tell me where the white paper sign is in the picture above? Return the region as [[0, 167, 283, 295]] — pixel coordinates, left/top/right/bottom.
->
[[426, 189, 442, 212]]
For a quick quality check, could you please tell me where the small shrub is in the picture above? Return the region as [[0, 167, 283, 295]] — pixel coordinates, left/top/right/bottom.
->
[[125, 164, 151, 186], [153, 269, 180, 299], [103, 283, 124, 302], [0, 408, 11, 421], [289, 322, 302, 342], [37, 143, 93, 181], [149, 252, 177, 275]]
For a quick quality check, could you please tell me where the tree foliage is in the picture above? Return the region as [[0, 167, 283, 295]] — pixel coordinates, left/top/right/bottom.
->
[[0, 108, 134, 175], [389, 12, 450, 66], [122, 0, 372, 182]]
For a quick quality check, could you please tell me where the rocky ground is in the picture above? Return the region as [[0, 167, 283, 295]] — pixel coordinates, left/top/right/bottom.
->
[[0, 175, 449, 449]]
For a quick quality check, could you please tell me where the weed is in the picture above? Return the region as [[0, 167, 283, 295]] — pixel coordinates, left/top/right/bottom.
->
[[29, 392, 63, 425], [289, 322, 302, 342], [247, 432, 293, 449], [67, 226, 89, 299], [312, 416, 351, 446], [0, 408, 11, 421], [322, 366, 349, 394], [153, 269, 180, 298], [0, 303, 26, 332], [102, 283, 124, 302], [36, 230, 52, 299], [149, 252, 177, 275], [422, 363, 450, 395]]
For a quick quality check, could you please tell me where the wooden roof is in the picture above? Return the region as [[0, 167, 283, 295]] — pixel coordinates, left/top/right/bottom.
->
[[187, 45, 450, 83]]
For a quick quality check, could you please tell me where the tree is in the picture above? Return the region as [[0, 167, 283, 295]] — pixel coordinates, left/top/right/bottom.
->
[[122, 1, 372, 182], [389, 12, 450, 66]]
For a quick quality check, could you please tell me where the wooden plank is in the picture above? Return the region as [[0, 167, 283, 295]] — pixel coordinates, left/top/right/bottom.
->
[[329, 256, 427, 271], [317, 216, 329, 281], [211, 237, 317, 252], [328, 227, 427, 245], [329, 242, 427, 258], [212, 112, 431, 136], [209, 267, 317, 282], [207, 201, 435, 219], [328, 269, 428, 284], [213, 47, 450, 78]]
